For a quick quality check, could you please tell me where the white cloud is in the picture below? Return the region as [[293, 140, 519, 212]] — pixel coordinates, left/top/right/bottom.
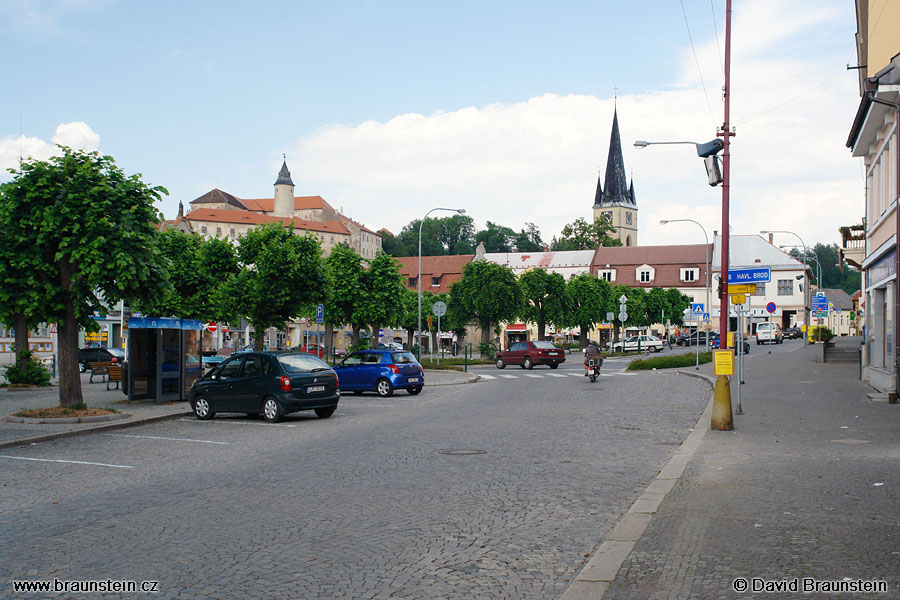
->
[[0, 121, 100, 175]]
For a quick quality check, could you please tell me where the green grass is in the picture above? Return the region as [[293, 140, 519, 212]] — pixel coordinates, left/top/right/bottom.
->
[[627, 352, 712, 371], [418, 357, 495, 370]]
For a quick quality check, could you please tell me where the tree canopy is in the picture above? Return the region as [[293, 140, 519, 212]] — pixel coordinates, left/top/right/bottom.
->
[[448, 260, 523, 344], [519, 268, 568, 340], [552, 217, 623, 250]]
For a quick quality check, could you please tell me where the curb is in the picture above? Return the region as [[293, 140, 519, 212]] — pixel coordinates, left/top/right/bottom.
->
[[422, 370, 480, 386], [562, 375, 715, 600], [0, 410, 192, 450], [4, 412, 130, 425]]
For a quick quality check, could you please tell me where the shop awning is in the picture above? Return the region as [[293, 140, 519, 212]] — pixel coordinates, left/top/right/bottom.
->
[[505, 323, 528, 332]]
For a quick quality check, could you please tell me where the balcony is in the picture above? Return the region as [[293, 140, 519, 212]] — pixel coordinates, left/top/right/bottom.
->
[[839, 222, 866, 270]]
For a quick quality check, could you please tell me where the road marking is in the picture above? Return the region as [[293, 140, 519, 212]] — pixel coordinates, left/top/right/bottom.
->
[[0, 455, 135, 469], [478, 373, 498, 380], [103, 433, 227, 445], [498, 374, 518, 379], [547, 373, 567, 378], [179, 418, 296, 428], [567, 372, 584, 377], [524, 374, 543, 378]]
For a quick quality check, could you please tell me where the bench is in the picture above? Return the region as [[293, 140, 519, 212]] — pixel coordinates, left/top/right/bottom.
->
[[106, 365, 124, 391], [89, 361, 113, 383]]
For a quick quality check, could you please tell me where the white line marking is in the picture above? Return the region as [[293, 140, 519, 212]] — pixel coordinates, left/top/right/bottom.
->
[[547, 373, 568, 378], [179, 418, 296, 428], [478, 373, 498, 380], [524, 374, 543, 378], [567, 372, 584, 377], [104, 433, 227, 445], [498, 374, 518, 379], [0, 455, 135, 469]]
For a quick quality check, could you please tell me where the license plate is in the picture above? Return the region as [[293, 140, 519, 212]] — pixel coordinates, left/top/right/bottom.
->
[[408, 377, 419, 382], [307, 385, 325, 393]]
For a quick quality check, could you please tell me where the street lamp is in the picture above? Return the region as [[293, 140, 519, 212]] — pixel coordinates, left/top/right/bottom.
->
[[418, 207, 466, 360], [660, 218, 710, 320], [763, 229, 814, 347], [635, 139, 725, 185]]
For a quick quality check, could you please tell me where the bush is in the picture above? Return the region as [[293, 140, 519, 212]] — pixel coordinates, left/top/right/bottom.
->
[[627, 352, 713, 371], [478, 342, 500, 360], [807, 326, 834, 342], [3, 350, 52, 386]]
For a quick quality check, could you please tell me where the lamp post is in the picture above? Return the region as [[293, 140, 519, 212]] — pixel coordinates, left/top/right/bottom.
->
[[661, 219, 710, 370], [418, 208, 466, 360], [763, 229, 814, 346]]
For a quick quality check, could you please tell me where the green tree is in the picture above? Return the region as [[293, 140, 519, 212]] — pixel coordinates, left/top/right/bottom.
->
[[226, 223, 325, 351], [615, 285, 649, 328], [644, 287, 670, 326], [379, 230, 404, 257], [448, 260, 523, 344], [358, 251, 406, 348], [566, 273, 612, 349], [514, 222, 545, 252], [0, 147, 170, 407], [665, 288, 692, 326], [323, 243, 366, 348], [789, 243, 861, 296], [553, 217, 623, 250], [475, 221, 517, 253], [438, 214, 476, 255], [519, 268, 568, 340]]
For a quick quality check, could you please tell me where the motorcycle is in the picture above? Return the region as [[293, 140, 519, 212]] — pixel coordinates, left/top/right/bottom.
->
[[586, 356, 603, 382]]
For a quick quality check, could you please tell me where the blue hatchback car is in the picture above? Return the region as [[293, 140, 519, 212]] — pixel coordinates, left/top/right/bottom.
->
[[333, 349, 424, 396]]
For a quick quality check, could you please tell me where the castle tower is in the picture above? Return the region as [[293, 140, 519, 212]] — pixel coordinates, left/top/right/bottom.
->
[[274, 158, 295, 218], [592, 109, 638, 246]]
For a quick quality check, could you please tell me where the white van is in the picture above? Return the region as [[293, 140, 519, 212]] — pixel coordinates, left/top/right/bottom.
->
[[756, 322, 783, 345]]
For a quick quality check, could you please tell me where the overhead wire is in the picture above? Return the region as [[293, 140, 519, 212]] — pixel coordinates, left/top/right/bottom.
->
[[734, 67, 847, 126], [680, 0, 718, 128], [710, 0, 724, 76]]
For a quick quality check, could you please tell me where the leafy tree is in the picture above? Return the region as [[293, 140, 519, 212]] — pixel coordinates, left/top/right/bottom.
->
[[514, 222, 545, 252], [553, 217, 623, 250], [665, 288, 692, 326], [565, 273, 612, 349], [358, 251, 406, 348], [615, 285, 648, 328], [448, 260, 523, 344], [225, 223, 325, 351], [519, 268, 568, 340], [789, 243, 861, 296], [323, 243, 366, 346], [438, 214, 476, 255], [644, 288, 670, 327], [379, 230, 404, 257], [474, 221, 517, 253], [385, 215, 476, 257], [0, 147, 170, 407]]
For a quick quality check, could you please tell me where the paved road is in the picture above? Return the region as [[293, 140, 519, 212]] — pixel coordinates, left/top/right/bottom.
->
[[1, 362, 708, 599]]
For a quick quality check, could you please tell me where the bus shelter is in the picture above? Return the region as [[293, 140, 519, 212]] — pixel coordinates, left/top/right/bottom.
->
[[127, 317, 203, 403]]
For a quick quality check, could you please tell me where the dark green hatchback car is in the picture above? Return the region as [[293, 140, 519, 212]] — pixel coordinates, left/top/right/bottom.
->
[[189, 352, 340, 423]]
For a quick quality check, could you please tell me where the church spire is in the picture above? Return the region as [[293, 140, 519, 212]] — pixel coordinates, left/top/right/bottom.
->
[[599, 109, 634, 207], [275, 155, 294, 186]]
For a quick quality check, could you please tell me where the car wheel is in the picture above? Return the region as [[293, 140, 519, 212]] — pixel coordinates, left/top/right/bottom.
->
[[524, 357, 533, 370], [192, 396, 214, 420], [408, 386, 422, 395], [376, 378, 394, 397], [314, 406, 336, 418], [496, 358, 506, 369], [549, 363, 558, 369], [651, 346, 660, 353], [262, 397, 283, 423]]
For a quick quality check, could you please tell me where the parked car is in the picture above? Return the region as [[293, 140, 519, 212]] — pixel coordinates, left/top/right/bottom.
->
[[756, 322, 783, 345], [712, 336, 750, 354], [333, 349, 424, 396], [299, 343, 327, 359], [78, 347, 125, 373], [676, 331, 718, 347], [377, 342, 404, 351], [611, 335, 664, 353], [783, 326, 802, 340], [190, 351, 340, 423], [495, 340, 566, 370]]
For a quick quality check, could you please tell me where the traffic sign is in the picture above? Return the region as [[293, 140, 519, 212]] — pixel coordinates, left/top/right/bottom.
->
[[766, 302, 776, 313], [692, 303, 705, 315], [606, 311, 614, 321], [727, 284, 757, 294], [728, 267, 771, 284], [618, 311, 628, 322], [835, 308, 842, 314], [206, 322, 217, 333], [619, 295, 628, 305], [316, 303, 325, 323], [702, 312, 711, 322], [731, 294, 747, 304], [50, 324, 57, 334], [432, 301, 447, 317]]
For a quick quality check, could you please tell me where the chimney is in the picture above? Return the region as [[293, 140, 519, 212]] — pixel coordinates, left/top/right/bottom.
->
[[768, 233, 774, 244]]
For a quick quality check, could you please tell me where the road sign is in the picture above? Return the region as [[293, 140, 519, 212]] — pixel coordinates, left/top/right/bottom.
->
[[816, 291, 825, 297], [50, 324, 57, 334], [427, 315, 433, 328], [618, 311, 628, 322], [727, 284, 757, 294], [731, 294, 747, 304], [835, 308, 842, 314], [692, 303, 705, 314], [728, 267, 771, 284], [432, 301, 447, 317], [702, 312, 711, 322], [206, 322, 217, 333], [316, 304, 325, 323], [619, 295, 628, 305], [606, 311, 614, 321], [304, 316, 311, 326], [713, 350, 734, 376], [766, 302, 776, 313]]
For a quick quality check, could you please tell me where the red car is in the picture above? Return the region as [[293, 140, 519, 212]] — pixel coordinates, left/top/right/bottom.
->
[[299, 343, 327, 359], [495, 341, 566, 370]]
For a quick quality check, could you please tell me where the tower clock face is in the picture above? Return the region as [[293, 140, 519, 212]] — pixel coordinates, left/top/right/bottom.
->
[[601, 211, 613, 223], [625, 211, 633, 225]]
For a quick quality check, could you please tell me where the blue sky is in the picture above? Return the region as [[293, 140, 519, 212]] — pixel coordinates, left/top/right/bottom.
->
[[1, 0, 862, 248]]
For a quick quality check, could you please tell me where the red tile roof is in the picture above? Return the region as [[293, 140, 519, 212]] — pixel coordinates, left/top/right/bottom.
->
[[394, 255, 474, 294], [239, 195, 336, 213], [184, 208, 350, 235], [591, 244, 711, 289]]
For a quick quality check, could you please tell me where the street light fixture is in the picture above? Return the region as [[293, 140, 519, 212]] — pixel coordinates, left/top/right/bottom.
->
[[635, 139, 725, 186], [418, 207, 466, 360], [763, 229, 814, 347]]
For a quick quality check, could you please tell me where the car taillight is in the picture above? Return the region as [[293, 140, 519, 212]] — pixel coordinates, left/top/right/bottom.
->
[[333, 372, 339, 386], [280, 376, 292, 391], [388, 364, 400, 375]]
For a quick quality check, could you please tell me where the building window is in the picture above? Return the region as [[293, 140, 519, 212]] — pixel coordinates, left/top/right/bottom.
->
[[216, 227, 222, 237], [230, 228, 235, 239], [598, 270, 615, 282], [408, 277, 417, 287], [681, 268, 697, 282], [639, 270, 652, 282], [201, 226, 207, 234], [431, 276, 441, 287], [330, 236, 334, 244], [753, 283, 766, 297]]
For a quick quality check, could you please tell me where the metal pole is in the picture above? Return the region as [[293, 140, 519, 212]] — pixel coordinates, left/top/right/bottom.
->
[[417, 219, 423, 362], [437, 315, 441, 367]]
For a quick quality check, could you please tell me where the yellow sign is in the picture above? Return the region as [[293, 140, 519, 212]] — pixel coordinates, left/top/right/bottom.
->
[[713, 349, 734, 376], [427, 315, 433, 329], [801, 324, 807, 332], [84, 331, 108, 342], [727, 332, 735, 348], [731, 294, 746, 305], [728, 284, 757, 294]]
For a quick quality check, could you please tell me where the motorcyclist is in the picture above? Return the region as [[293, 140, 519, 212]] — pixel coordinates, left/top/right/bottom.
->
[[583, 340, 602, 376]]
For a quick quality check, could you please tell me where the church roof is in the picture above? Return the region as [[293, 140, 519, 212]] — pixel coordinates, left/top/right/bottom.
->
[[275, 160, 294, 186], [190, 188, 247, 210], [593, 109, 636, 209]]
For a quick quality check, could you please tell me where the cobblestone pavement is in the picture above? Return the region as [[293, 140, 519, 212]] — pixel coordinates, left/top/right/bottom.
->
[[605, 340, 900, 599], [1, 364, 707, 599]]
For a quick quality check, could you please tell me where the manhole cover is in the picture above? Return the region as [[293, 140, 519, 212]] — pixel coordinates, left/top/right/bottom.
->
[[438, 449, 487, 456], [830, 439, 872, 445]]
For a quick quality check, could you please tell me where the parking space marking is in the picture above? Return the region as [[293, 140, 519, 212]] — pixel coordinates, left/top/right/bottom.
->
[[498, 374, 518, 379], [547, 373, 568, 378], [478, 373, 498, 380], [103, 434, 227, 445], [179, 418, 296, 428], [524, 374, 544, 378], [566, 372, 584, 377], [0, 455, 135, 469]]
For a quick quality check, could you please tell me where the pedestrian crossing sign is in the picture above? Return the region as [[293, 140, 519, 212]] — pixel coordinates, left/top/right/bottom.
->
[[692, 303, 705, 314]]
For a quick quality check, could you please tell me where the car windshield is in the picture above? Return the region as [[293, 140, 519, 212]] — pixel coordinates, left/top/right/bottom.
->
[[532, 341, 556, 349], [278, 353, 330, 373], [392, 352, 419, 365]]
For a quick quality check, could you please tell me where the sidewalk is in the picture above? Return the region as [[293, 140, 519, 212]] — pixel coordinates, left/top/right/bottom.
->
[[571, 338, 900, 598]]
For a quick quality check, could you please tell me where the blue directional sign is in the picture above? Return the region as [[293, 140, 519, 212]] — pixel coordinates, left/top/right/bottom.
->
[[702, 313, 711, 322], [728, 267, 771, 284], [315, 303, 325, 324], [692, 303, 705, 315], [812, 297, 828, 310]]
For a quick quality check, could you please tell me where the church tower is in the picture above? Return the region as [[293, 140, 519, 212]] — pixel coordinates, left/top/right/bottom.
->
[[592, 109, 638, 246], [274, 158, 295, 218]]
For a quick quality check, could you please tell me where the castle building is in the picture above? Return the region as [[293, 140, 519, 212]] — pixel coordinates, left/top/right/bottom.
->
[[592, 109, 638, 246]]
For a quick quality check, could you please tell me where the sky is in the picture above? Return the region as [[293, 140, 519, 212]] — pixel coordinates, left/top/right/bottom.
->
[[0, 0, 863, 250]]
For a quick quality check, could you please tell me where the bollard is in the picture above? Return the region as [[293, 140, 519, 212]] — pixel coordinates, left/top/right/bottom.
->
[[711, 375, 734, 430]]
